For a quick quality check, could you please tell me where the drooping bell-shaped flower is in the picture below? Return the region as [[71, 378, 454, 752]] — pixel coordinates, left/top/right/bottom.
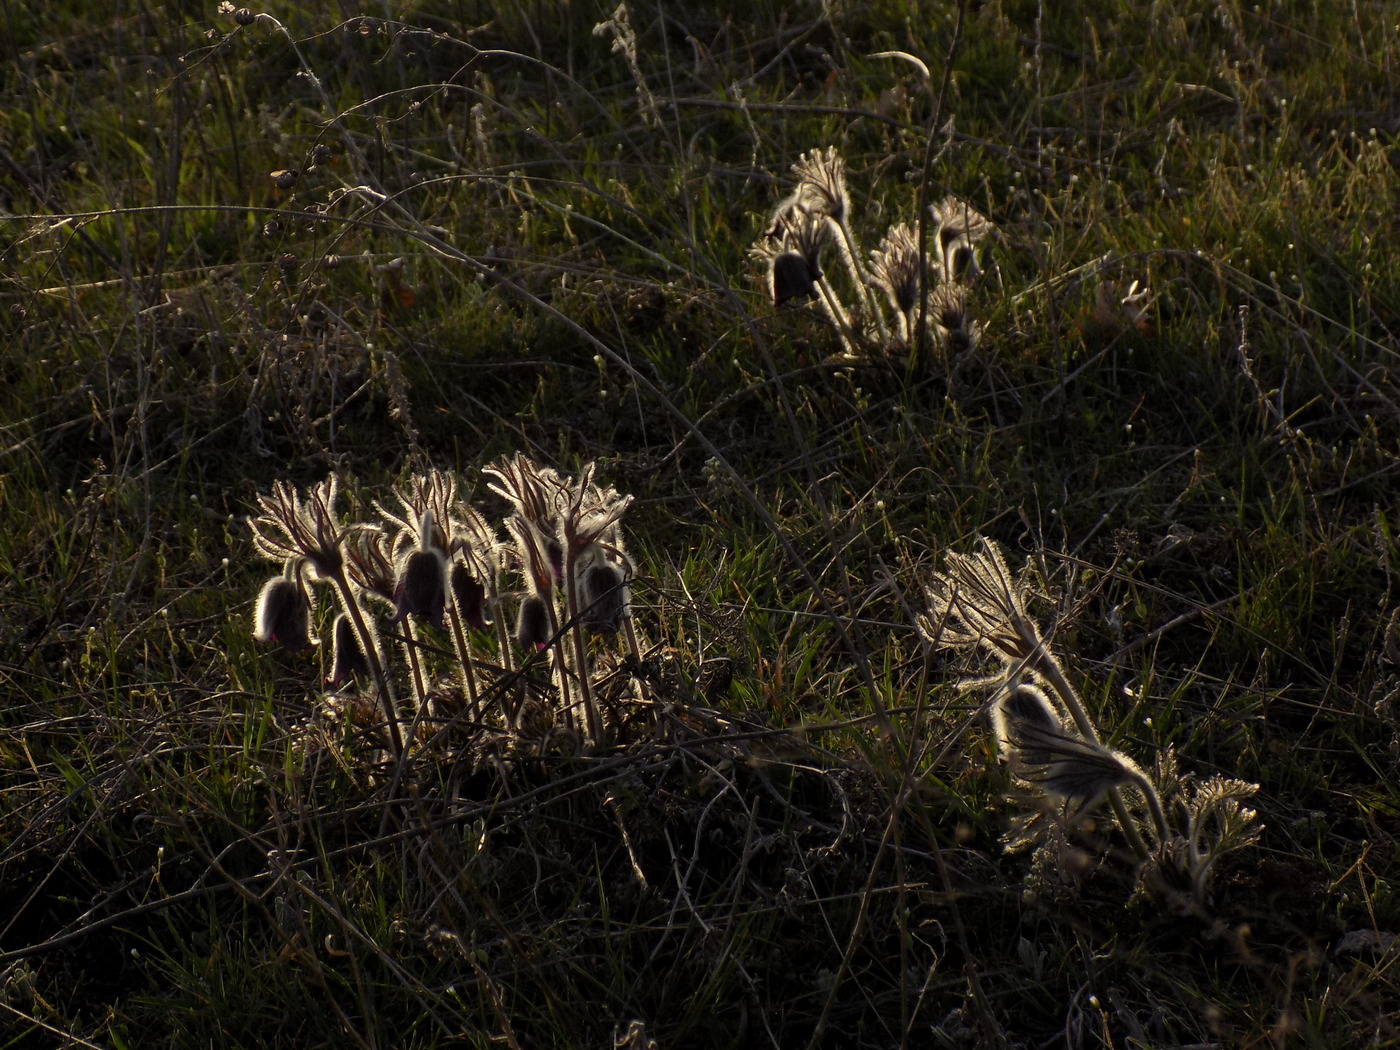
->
[[450, 560, 489, 632], [993, 681, 1141, 809], [991, 682, 1063, 767], [515, 593, 552, 652], [578, 557, 628, 636], [391, 548, 447, 630], [390, 509, 447, 630], [326, 612, 370, 688], [253, 564, 315, 653], [770, 250, 818, 307], [930, 196, 993, 283]]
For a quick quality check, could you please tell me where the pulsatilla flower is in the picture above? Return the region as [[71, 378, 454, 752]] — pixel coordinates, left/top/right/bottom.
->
[[486, 454, 568, 590], [993, 681, 1147, 812], [516, 593, 552, 651], [756, 204, 829, 308], [558, 466, 634, 638], [764, 148, 850, 237], [578, 554, 629, 635], [990, 682, 1063, 768], [869, 223, 925, 343], [927, 282, 980, 355], [996, 685, 1150, 813], [930, 196, 993, 282], [451, 561, 489, 631], [249, 475, 353, 578], [449, 502, 498, 631], [254, 561, 316, 653], [391, 510, 447, 630], [870, 223, 922, 316], [769, 250, 819, 307], [327, 612, 371, 687]]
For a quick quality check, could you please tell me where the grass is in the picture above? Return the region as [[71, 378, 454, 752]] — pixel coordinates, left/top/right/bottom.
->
[[4, 0, 1400, 1046]]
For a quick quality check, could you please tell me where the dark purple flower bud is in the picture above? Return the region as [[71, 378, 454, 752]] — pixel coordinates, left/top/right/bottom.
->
[[450, 561, 489, 631], [326, 613, 370, 688], [391, 549, 446, 630], [770, 250, 818, 307], [515, 594, 552, 652], [253, 576, 315, 653], [579, 559, 628, 635]]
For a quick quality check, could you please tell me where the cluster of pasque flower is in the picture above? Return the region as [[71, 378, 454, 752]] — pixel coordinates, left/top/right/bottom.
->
[[921, 539, 1262, 903], [754, 146, 992, 358], [248, 457, 639, 755]]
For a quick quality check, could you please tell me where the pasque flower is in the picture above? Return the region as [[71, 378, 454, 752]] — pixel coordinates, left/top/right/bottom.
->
[[253, 561, 315, 653], [326, 612, 371, 687], [930, 196, 993, 283], [390, 510, 447, 630], [578, 555, 628, 636]]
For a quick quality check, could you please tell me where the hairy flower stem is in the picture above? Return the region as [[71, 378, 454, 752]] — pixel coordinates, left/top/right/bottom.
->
[[482, 573, 517, 726], [564, 550, 604, 746], [814, 278, 858, 354], [1027, 643, 1154, 860], [831, 218, 889, 343], [330, 573, 404, 757], [1126, 764, 1170, 846], [540, 595, 577, 736], [401, 619, 430, 720], [445, 603, 482, 723], [622, 615, 651, 704]]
